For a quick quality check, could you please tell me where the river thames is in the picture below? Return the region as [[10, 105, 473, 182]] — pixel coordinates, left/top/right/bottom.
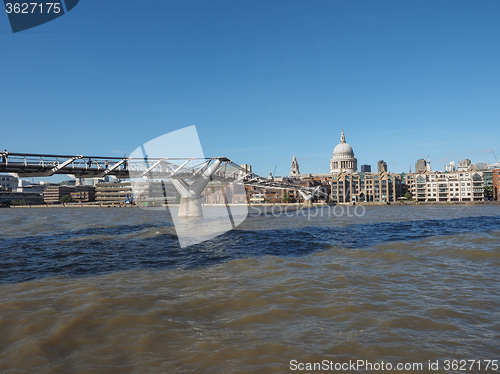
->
[[0, 204, 499, 373]]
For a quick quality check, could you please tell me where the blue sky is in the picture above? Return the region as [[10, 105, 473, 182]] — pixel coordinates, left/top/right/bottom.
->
[[1, 0, 500, 177]]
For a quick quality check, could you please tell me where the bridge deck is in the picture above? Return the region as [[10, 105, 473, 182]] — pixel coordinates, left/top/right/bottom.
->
[[0, 151, 310, 192]]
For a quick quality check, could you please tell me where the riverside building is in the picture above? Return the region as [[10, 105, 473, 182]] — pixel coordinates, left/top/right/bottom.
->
[[0, 174, 18, 191], [43, 185, 96, 204], [406, 160, 484, 202], [493, 169, 500, 201], [329, 170, 405, 203], [95, 181, 133, 204]]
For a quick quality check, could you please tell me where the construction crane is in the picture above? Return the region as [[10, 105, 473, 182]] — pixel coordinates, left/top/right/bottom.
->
[[491, 148, 498, 162]]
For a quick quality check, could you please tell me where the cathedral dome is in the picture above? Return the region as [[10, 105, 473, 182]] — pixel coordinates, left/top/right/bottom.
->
[[330, 129, 357, 174], [333, 142, 354, 157]]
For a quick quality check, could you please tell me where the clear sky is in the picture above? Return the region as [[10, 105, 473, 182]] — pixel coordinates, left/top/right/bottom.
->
[[1, 0, 500, 177]]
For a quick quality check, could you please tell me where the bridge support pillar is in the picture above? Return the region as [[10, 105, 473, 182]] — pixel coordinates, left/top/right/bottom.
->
[[299, 186, 321, 208], [302, 198, 313, 208], [171, 159, 223, 218], [178, 196, 203, 217]]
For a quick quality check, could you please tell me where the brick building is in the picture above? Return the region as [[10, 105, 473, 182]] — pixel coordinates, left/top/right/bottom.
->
[[493, 169, 500, 201]]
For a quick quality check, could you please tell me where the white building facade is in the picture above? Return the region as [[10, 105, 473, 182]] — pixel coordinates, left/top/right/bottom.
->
[[407, 170, 484, 202], [0, 174, 18, 191]]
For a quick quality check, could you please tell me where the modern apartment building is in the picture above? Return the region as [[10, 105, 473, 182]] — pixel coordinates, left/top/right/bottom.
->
[[406, 170, 484, 202]]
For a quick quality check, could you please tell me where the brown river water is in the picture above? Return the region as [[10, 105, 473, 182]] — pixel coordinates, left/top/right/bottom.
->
[[0, 204, 499, 373]]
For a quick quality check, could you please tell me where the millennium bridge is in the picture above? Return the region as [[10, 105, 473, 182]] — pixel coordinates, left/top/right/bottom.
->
[[0, 150, 323, 216]]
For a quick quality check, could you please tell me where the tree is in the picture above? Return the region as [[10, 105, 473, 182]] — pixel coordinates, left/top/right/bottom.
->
[[282, 191, 290, 203], [404, 191, 412, 201], [10, 199, 28, 206], [484, 186, 493, 200], [60, 195, 72, 204]]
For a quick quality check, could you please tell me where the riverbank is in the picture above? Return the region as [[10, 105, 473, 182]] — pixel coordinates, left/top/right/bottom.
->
[[5, 200, 499, 208]]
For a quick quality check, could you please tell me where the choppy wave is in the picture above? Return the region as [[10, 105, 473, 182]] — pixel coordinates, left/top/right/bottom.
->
[[1, 206, 499, 284]]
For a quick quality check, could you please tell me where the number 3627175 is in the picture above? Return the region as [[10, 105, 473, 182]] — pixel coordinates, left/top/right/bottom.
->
[[5, 2, 62, 14]]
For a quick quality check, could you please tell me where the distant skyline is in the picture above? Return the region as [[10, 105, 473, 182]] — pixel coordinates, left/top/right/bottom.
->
[[1, 1, 500, 177]]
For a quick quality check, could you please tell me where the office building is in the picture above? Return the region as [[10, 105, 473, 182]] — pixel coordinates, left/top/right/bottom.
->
[[95, 182, 133, 203], [360, 165, 371, 173], [377, 160, 387, 172], [415, 159, 427, 173]]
